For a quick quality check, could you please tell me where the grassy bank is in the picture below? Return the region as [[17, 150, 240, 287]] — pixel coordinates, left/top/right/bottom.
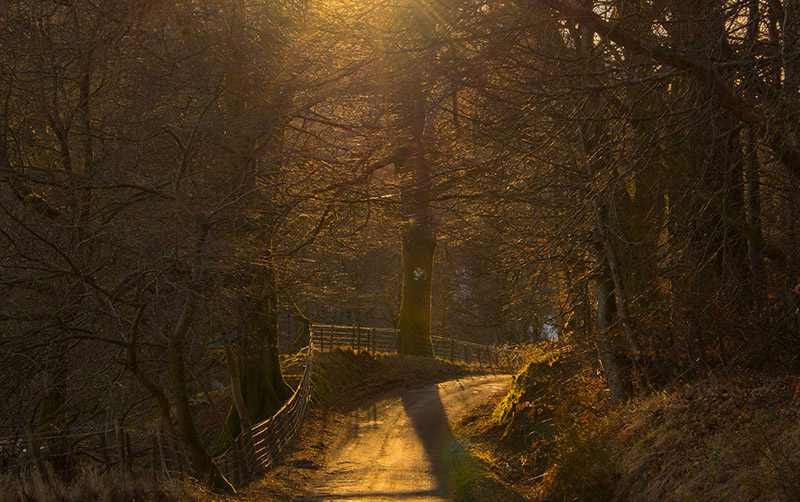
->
[[455, 343, 800, 501]]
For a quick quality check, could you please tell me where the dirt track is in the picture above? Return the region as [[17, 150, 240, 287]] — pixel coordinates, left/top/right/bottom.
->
[[308, 374, 511, 502]]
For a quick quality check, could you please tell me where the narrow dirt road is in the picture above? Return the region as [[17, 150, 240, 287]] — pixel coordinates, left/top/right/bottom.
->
[[308, 374, 511, 502]]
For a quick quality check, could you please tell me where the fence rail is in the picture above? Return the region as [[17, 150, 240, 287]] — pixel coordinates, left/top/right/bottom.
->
[[1, 323, 522, 489], [311, 324, 522, 371], [216, 334, 314, 485]]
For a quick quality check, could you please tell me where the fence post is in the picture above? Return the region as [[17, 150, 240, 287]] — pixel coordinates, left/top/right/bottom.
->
[[114, 419, 126, 473], [152, 434, 160, 483], [233, 437, 244, 486], [465, 345, 470, 365], [450, 339, 454, 363], [125, 431, 133, 472], [24, 422, 49, 484], [99, 431, 111, 472]]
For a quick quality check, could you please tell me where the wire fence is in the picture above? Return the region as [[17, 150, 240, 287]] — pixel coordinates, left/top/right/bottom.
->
[[1, 324, 521, 489], [215, 334, 314, 485], [312, 324, 524, 371]]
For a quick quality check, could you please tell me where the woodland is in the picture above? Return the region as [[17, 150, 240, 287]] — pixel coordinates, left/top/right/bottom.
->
[[1, 0, 799, 499]]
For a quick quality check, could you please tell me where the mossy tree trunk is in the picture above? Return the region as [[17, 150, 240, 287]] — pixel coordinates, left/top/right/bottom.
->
[[397, 207, 436, 356], [387, 0, 437, 358], [396, 92, 435, 357]]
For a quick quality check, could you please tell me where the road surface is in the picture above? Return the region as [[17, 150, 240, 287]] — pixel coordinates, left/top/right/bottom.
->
[[309, 374, 511, 502]]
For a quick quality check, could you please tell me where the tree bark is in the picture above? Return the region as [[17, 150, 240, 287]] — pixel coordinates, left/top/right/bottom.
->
[[573, 4, 644, 394], [593, 239, 626, 401], [396, 73, 435, 356], [169, 297, 233, 492], [224, 342, 255, 469], [397, 117, 436, 357], [224, 254, 292, 439]]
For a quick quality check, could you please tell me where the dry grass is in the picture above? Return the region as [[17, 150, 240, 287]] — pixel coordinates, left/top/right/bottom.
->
[[464, 342, 800, 502], [0, 469, 214, 502], [609, 372, 800, 502]]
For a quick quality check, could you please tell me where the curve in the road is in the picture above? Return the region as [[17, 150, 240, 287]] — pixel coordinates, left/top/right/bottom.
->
[[309, 374, 511, 502]]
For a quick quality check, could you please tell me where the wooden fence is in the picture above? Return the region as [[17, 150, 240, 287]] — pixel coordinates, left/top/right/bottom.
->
[[215, 334, 314, 485], [0, 422, 191, 485], [311, 324, 522, 371]]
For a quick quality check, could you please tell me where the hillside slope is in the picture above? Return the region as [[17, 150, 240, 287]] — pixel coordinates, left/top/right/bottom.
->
[[455, 344, 800, 501]]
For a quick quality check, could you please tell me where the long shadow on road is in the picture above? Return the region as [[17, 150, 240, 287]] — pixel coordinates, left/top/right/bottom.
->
[[310, 376, 519, 502], [399, 382, 471, 500]]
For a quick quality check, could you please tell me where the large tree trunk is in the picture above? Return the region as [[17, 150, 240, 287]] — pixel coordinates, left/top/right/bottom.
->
[[397, 127, 436, 357], [168, 225, 233, 492], [573, 5, 644, 395], [595, 202, 648, 378], [169, 298, 233, 493], [398, 212, 436, 356], [396, 70, 435, 356], [224, 254, 292, 439], [390, 1, 436, 357]]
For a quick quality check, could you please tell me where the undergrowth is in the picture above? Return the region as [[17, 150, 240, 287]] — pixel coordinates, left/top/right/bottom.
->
[[0, 470, 212, 502], [484, 342, 800, 501]]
